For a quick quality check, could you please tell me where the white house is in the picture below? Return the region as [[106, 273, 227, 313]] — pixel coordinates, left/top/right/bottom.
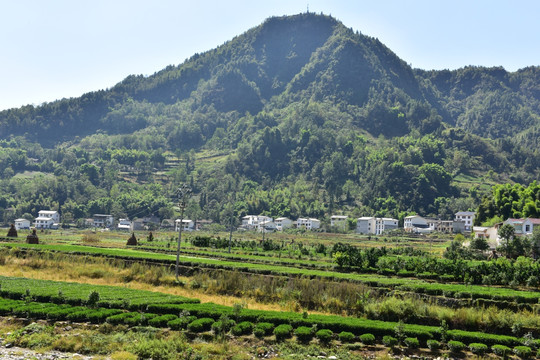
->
[[117, 218, 131, 231], [473, 226, 499, 249], [35, 210, 60, 229], [503, 218, 540, 236], [258, 220, 277, 232], [175, 219, 195, 232], [455, 211, 476, 232], [92, 214, 114, 228], [241, 215, 273, 230], [14, 218, 31, 230], [330, 215, 348, 229], [357, 217, 398, 235], [274, 217, 293, 231], [38, 210, 60, 223], [404, 215, 430, 233], [296, 218, 320, 230]]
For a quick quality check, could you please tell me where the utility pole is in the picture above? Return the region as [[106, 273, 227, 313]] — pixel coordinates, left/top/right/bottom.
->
[[228, 214, 234, 254], [175, 184, 191, 283]]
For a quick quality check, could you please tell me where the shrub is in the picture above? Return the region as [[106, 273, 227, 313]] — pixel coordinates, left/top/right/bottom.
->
[[383, 335, 398, 348], [404, 337, 419, 349], [513, 346, 532, 358], [87, 291, 100, 308], [448, 340, 465, 353], [167, 315, 196, 330], [254, 322, 274, 338], [274, 324, 293, 341], [148, 314, 178, 328], [469, 343, 488, 356], [316, 329, 333, 344], [492, 344, 511, 357], [212, 314, 235, 336], [339, 331, 355, 343], [231, 321, 253, 336], [294, 326, 314, 343], [187, 318, 214, 333], [427, 339, 440, 351], [359, 333, 375, 345]]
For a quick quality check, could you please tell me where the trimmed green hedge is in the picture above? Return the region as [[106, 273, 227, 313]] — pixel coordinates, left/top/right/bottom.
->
[[274, 324, 293, 341]]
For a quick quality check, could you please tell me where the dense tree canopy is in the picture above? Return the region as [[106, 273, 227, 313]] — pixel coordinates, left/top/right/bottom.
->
[[0, 13, 539, 226]]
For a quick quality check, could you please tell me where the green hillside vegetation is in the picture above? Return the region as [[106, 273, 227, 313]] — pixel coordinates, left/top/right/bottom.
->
[[0, 13, 539, 225]]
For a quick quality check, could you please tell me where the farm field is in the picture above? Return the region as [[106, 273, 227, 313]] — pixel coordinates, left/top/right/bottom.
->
[[0, 229, 539, 359]]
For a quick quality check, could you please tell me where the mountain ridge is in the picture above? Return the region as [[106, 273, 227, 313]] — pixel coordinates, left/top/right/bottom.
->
[[0, 13, 538, 224]]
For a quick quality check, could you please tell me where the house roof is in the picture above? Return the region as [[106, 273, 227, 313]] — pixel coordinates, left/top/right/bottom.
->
[[358, 217, 373, 220], [15, 218, 30, 222], [473, 226, 489, 232], [331, 215, 348, 219], [455, 211, 475, 216], [35, 217, 54, 221], [528, 218, 540, 224], [506, 218, 525, 224]]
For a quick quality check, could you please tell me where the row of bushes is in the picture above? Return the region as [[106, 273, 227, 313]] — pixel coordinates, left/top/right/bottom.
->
[[144, 302, 530, 347], [1, 296, 538, 356], [7, 243, 540, 307], [0, 275, 200, 310]]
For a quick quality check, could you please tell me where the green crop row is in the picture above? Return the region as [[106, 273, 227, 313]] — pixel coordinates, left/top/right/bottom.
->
[[0, 275, 199, 309], [0, 297, 123, 323], [0, 295, 526, 348], [3, 243, 540, 306]]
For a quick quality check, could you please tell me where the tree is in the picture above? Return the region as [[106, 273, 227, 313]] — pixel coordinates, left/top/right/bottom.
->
[[531, 227, 540, 259], [470, 236, 489, 251], [498, 224, 515, 258]]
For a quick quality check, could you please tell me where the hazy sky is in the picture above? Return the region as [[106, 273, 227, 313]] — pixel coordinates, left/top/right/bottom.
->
[[1, 0, 539, 111]]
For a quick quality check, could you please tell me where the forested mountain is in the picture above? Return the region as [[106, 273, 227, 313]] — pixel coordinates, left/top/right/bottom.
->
[[0, 13, 539, 226]]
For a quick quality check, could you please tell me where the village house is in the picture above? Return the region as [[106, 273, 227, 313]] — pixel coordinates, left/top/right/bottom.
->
[[258, 219, 277, 232], [92, 214, 114, 228], [14, 218, 31, 230], [241, 215, 273, 230], [274, 217, 293, 231], [330, 215, 348, 229], [130, 215, 160, 231], [35, 210, 60, 229], [503, 218, 540, 236], [356, 217, 398, 235], [404, 215, 430, 233], [427, 219, 465, 234], [296, 217, 320, 230], [117, 218, 131, 231], [175, 219, 195, 232], [455, 211, 476, 232]]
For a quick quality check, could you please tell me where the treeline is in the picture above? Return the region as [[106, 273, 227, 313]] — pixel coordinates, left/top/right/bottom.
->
[[476, 182, 540, 225], [0, 14, 539, 224]]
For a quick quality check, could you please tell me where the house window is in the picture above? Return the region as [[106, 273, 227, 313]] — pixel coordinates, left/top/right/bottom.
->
[[526, 225, 531, 232]]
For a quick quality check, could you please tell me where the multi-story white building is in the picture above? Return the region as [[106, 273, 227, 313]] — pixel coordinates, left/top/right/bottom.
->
[[35, 210, 60, 229], [241, 215, 273, 230], [455, 211, 476, 231], [296, 218, 320, 230], [92, 214, 114, 228], [404, 215, 430, 233], [356, 217, 398, 235], [274, 217, 293, 231]]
